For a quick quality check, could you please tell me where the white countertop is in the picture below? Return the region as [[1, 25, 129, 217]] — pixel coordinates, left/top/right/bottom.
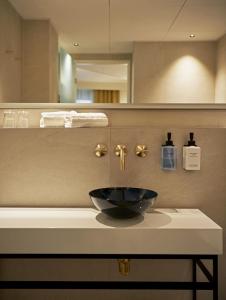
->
[[0, 208, 222, 255]]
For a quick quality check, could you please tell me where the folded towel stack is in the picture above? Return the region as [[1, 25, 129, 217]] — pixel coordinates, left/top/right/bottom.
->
[[67, 112, 108, 128], [40, 111, 108, 128], [40, 111, 77, 128]]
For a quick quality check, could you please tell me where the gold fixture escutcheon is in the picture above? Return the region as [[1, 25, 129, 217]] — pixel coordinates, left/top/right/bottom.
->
[[118, 259, 130, 276], [135, 145, 149, 158], [94, 144, 108, 157]]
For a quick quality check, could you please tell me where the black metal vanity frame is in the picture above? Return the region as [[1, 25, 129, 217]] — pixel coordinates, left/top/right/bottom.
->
[[0, 254, 218, 300]]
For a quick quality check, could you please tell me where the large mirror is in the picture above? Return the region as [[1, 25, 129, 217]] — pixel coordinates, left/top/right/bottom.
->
[[1, 0, 226, 105]]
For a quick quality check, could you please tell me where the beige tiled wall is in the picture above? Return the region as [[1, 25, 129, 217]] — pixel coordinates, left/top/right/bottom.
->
[[0, 128, 110, 206], [0, 126, 225, 300]]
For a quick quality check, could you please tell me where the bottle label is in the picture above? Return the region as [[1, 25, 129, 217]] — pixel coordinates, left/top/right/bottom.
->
[[162, 147, 176, 170], [183, 146, 201, 170]]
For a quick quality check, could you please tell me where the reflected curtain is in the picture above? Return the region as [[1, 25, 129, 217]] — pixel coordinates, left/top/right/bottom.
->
[[94, 90, 120, 103]]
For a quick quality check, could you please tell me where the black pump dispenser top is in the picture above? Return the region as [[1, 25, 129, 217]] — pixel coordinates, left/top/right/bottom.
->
[[185, 132, 197, 146], [163, 132, 174, 146]]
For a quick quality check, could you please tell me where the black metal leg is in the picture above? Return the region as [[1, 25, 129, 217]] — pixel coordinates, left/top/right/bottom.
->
[[192, 258, 197, 300], [213, 256, 218, 300]]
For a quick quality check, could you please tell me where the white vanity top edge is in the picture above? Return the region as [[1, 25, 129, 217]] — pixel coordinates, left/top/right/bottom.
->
[[0, 208, 222, 255]]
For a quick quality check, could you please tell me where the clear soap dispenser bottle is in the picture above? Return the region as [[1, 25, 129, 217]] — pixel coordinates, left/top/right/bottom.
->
[[161, 132, 177, 171], [183, 132, 201, 170]]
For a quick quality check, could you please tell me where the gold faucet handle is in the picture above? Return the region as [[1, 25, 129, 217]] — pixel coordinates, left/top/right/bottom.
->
[[115, 145, 127, 171], [94, 144, 108, 157], [135, 145, 149, 158]]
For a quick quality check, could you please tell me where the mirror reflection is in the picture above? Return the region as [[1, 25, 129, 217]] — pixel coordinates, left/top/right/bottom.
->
[[1, 0, 226, 104]]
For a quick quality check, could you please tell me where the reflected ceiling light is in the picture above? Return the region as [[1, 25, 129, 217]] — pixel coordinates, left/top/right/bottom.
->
[[189, 34, 196, 38], [73, 42, 80, 47]]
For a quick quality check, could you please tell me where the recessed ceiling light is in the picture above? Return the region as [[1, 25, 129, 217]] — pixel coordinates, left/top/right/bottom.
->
[[189, 34, 196, 38], [73, 42, 80, 47]]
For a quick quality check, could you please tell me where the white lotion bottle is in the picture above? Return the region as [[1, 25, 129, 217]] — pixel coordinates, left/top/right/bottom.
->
[[183, 132, 201, 171], [161, 132, 177, 171]]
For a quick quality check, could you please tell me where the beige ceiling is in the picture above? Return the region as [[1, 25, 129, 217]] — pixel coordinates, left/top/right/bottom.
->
[[9, 0, 226, 53]]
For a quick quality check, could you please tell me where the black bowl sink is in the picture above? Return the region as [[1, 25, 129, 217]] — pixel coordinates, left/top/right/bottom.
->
[[89, 187, 158, 218]]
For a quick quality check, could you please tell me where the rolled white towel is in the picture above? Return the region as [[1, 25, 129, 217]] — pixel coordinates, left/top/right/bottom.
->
[[69, 112, 108, 127], [70, 119, 108, 128], [40, 111, 77, 128], [40, 118, 65, 128], [41, 111, 71, 118], [71, 112, 107, 120], [40, 111, 108, 128]]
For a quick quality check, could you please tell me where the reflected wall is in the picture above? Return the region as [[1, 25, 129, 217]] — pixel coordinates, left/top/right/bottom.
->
[[133, 41, 217, 103], [0, 0, 22, 102], [1, 0, 226, 105], [0, 0, 58, 103], [215, 34, 226, 102]]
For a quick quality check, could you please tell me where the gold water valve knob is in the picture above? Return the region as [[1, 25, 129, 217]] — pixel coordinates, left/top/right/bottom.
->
[[135, 145, 149, 157], [94, 144, 108, 157]]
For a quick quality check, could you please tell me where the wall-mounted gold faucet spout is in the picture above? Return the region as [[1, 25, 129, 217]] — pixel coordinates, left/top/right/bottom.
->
[[115, 145, 127, 171]]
